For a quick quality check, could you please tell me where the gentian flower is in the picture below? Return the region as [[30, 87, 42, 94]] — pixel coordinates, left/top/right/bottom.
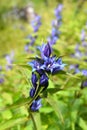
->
[[69, 23, 87, 90], [28, 4, 65, 111], [54, 4, 63, 19], [69, 64, 80, 74], [38, 43, 52, 59], [28, 60, 44, 72], [51, 27, 60, 37], [82, 70, 87, 76], [30, 98, 42, 111], [47, 36, 58, 45], [31, 14, 41, 32], [24, 35, 37, 52], [42, 56, 66, 74], [47, 4, 63, 46], [40, 74, 49, 87]]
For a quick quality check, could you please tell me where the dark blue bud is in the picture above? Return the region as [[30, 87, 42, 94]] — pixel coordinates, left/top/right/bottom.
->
[[40, 74, 49, 87], [43, 43, 52, 57], [31, 73, 38, 88], [30, 87, 36, 98]]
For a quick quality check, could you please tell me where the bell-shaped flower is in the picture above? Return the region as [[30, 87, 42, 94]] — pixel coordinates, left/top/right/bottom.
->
[[30, 98, 42, 111], [40, 74, 49, 88], [28, 60, 44, 72], [38, 43, 52, 59]]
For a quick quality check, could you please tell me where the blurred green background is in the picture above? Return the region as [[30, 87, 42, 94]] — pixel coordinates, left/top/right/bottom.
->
[[0, 0, 87, 130]]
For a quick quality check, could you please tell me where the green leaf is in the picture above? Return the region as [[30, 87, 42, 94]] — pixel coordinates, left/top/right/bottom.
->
[[56, 70, 67, 75], [47, 88, 62, 94], [0, 85, 43, 112], [40, 106, 53, 113], [78, 118, 87, 130], [30, 112, 42, 130], [46, 94, 64, 124], [0, 97, 31, 111], [17, 64, 32, 70], [0, 116, 28, 130]]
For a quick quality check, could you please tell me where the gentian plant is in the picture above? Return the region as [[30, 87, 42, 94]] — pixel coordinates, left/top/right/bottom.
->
[[24, 13, 41, 53], [28, 42, 66, 111], [70, 24, 87, 88], [47, 4, 63, 45]]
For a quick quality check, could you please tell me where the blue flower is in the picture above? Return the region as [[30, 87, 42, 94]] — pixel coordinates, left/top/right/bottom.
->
[[52, 20, 58, 27], [82, 70, 87, 76], [47, 36, 58, 45], [38, 43, 52, 59], [31, 15, 41, 32], [30, 98, 42, 111], [40, 74, 49, 87], [54, 4, 63, 19], [51, 58, 66, 74], [28, 60, 44, 72], [51, 28, 59, 37], [69, 64, 80, 74], [42, 56, 65, 74], [28, 41, 66, 111]]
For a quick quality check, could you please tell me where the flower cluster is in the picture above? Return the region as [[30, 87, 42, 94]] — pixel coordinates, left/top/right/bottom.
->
[[28, 42, 66, 111], [0, 51, 14, 84], [31, 14, 41, 32], [47, 4, 63, 45], [24, 35, 37, 52], [70, 24, 87, 88], [24, 13, 41, 53]]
